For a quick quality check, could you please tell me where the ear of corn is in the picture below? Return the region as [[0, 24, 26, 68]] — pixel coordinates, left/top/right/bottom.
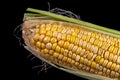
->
[[22, 8, 120, 80]]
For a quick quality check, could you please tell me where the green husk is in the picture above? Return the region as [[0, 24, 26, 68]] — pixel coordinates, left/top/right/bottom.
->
[[26, 8, 120, 37]]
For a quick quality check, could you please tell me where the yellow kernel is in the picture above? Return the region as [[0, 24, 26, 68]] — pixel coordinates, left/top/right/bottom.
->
[[49, 50, 54, 55], [106, 61, 112, 69], [98, 48, 104, 56], [68, 44, 74, 51], [117, 49, 120, 56], [61, 34, 66, 40], [71, 60, 75, 65], [61, 28, 67, 33], [95, 34, 99, 39], [66, 29, 72, 34], [118, 68, 120, 73], [90, 45, 95, 53], [106, 69, 110, 75], [79, 57, 84, 64], [79, 64, 83, 69], [45, 24, 51, 31], [72, 32, 77, 36], [111, 71, 116, 78], [39, 34, 45, 42], [94, 39, 99, 45], [86, 67, 90, 72], [80, 49, 85, 56], [58, 40, 64, 47], [52, 31, 58, 37], [66, 35, 71, 41], [82, 35, 87, 40], [91, 54, 97, 61], [75, 55, 80, 61], [99, 66, 103, 71], [60, 48, 64, 54], [87, 61, 92, 66], [104, 51, 109, 59], [67, 58, 72, 63], [58, 54, 63, 60], [72, 53, 76, 60], [33, 34, 39, 41], [110, 41, 115, 46], [53, 52, 59, 58], [41, 43, 45, 49], [50, 37, 57, 43], [74, 28, 80, 33], [115, 65, 120, 72], [91, 61, 96, 68], [55, 46, 61, 52], [113, 55, 117, 62], [63, 41, 70, 49], [94, 46, 99, 54], [62, 56, 67, 62], [103, 38, 107, 42], [76, 47, 82, 54], [46, 31, 53, 37], [83, 51, 89, 58], [43, 36, 50, 43], [86, 43, 91, 50], [103, 68, 107, 73], [78, 33, 82, 38], [101, 42, 107, 50], [75, 38, 79, 45], [98, 48, 105, 57], [68, 51, 72, 57], [117, 56, 120, 64], [87, 52, 93, 60], [57, 27, 62, 32], [109, 53, 114, 61], [95, 56, 101, 63], [75, 62, 79, 66], [82, 41, 87, 49], [79, 39, 83, 47], [64, 49, 68, 55], [72, 46, 78, 53], [113, 47, 118, 55], [91, 32, 96, 38], [83, 58, 88, 65], [39, 28, 46, 34], [115, 72, 119, 78], [40, 24, 45, 29], [36, 41, 41, 48], [46, 43, 52, 49], [51, 24, 57, 31], [97, 41, 103, 47], [102, 60, 108, 67], [110, 63, 116, 71], [70, 35, 76, 43], [108, 46, 114, 53], [106, 43, 111, 50], [80, 29, 84, 34], [99, 58, 104, 65], [89, 38, 95, 44], [52, 43, 57, 50], [57, 33, 62, 40], [43, 49, 49, 54], [86, 35, 90, 42]]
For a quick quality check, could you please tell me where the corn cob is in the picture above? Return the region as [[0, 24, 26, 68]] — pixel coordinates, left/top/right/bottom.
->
[[22, 19, 120, 80], [22, 8, 120, 80]]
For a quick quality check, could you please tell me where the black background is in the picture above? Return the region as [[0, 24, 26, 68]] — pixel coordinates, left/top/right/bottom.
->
[[5, 0, 120, 80]]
